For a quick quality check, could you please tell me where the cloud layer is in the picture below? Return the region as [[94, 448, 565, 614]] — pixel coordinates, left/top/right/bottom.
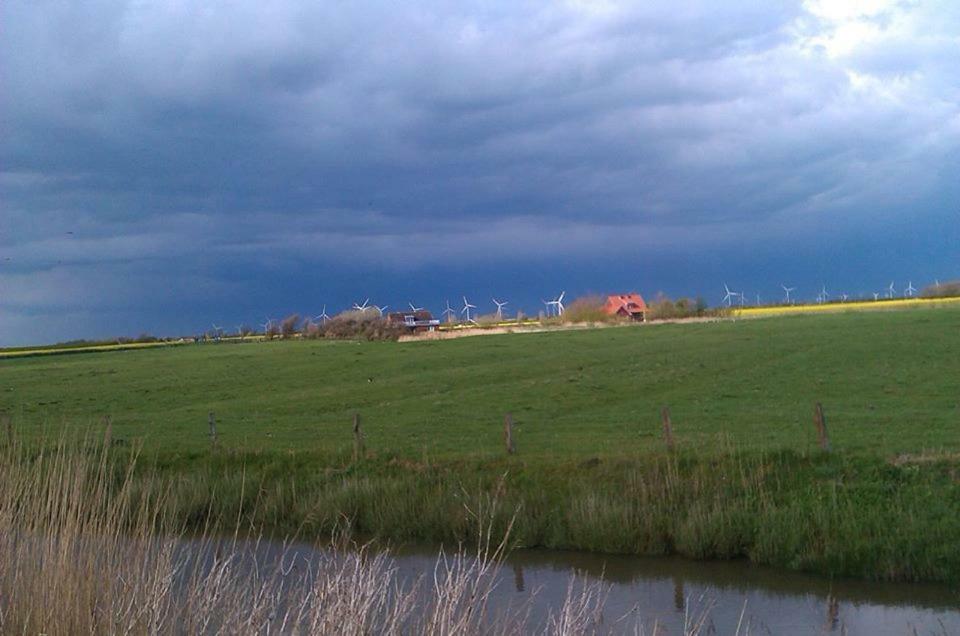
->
[[2, 0, 958, 343]]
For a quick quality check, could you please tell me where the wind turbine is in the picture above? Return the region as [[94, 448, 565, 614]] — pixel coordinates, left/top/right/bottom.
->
[[887, 281, 895, 299], [261, 318, 276, 337], [492, 298, 508, 320], [541, 299, 552, 317], [905, 281, 917, 297], [408, 302, 424, 312], [211, 324, 223, 341], [314, 305, 331, 324], [817, 285, 829, 304], [353, 298, 371, 312], [548, 291, 566, 316], [873, 292, 880, 301], [442, 300, 456, 323], [461, 296, 477, 323], [840, 293, 849, 302], [236, 324, 245, 339], [722, 284, 737, 307], [373, 304, 388, 317], [781, 284, 795, 304]]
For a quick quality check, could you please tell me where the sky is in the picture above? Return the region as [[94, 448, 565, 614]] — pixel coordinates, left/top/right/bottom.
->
[[1, 0, 958, 345]]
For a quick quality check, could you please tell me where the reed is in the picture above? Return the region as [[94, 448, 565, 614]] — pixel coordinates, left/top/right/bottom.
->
[[0, 436, 734, 635]]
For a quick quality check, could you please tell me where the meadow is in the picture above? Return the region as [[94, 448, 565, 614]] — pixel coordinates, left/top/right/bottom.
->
[[2, 304, 959, 583]]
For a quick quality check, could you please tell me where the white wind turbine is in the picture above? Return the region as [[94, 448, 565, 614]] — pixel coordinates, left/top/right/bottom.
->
[[353, 298, 371, 312], [905, 281, 917, 297], [442, 300, 456, 323], [722, 284, 738, 307], [373, 304, 388, 317], [548, 291, 566, 316], [887, 281, 895, 299], [261, 318, 276, 335], [408, 301, 424, 312], [840, 293, 849, 302], [314, 305, 331, 324], [817, 285, 829, 304], [492, 298, 508, 320], [873, 292, 880, 301], [461, 296, 477, 323], [541, 299, 552, 317], [211, 324, 223, 340], [781, 284, 795, 304]]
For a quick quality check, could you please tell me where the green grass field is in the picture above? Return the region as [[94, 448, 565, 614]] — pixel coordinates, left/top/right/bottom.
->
[[2, 305, 960, 583], [3, 305, 958, 458]]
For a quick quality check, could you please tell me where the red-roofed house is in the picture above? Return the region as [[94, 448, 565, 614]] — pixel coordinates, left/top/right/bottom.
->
[[603, 293, 647, 321]]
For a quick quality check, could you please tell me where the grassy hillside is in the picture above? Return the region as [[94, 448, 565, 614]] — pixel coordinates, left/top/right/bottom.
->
[[2, 305, 958, 458]]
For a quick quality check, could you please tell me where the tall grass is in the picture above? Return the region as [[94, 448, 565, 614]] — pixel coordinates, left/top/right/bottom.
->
[[0, 436, 731, 634]]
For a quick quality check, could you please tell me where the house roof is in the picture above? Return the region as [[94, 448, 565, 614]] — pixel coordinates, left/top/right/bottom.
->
[[603, 293, 647, 315]]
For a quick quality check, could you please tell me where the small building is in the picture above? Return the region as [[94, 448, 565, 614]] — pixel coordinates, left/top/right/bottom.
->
[[603, 293, 647, 321], [386, 310, 441, 332]]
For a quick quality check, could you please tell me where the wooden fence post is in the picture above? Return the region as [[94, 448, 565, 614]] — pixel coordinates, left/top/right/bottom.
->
[[208, 411, 218, 448], [353, 413, 365, 462], [660, 406, 675, 451], [504, 412, 516, 455], [814, 402, 830, 452]]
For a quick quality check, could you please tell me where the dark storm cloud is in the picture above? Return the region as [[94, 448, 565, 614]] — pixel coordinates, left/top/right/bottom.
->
[[1, 0, 958, 344]]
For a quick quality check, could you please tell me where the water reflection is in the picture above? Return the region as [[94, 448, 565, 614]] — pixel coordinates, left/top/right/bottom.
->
[[384, 545, 960, 635]]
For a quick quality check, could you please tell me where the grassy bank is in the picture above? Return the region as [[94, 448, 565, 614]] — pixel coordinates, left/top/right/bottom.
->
[[132, 444, 959, 584]]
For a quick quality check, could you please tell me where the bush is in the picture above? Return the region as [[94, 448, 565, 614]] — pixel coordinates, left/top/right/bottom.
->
[[320, 311, 407, 341], [562, 295, 613, 323], [280, 314, 301, 338], [647, 294, 712, 320], [921, 280, 960, 298]]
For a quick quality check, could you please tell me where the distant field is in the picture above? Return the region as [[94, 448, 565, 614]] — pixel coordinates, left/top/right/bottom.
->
[[2, 303, 958, 459], [734, 294, 960, 318]]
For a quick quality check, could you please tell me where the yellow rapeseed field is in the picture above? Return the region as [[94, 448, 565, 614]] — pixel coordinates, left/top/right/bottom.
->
[[734, 295, 960, 318]]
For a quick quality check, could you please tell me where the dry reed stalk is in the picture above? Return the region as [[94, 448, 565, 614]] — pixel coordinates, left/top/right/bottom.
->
[[0, 435, 721, 635]]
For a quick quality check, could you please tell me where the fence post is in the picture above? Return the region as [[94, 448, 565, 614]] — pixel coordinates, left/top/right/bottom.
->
[[660, 406, 675, 451], [353, 413, 365, 462], [208, 411, 218, 448], [814, 402, 830, 452], [504, 412, 516, 455]]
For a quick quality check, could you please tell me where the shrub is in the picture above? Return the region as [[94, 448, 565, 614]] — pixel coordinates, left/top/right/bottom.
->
[[320, 311, 407, 341], [921, 280, 960, 298], [280, 314, 301, 338], [647, 294, 713, 320], [562, 295, 613, 323]]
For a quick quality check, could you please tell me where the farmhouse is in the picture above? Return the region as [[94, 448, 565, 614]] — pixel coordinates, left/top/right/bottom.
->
[[603, 293, 647, 321], [387, 310, 441, 332]]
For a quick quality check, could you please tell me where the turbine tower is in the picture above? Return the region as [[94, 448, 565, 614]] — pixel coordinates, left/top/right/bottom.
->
[[442, 300, 456, 323], [492, 298, 508, 320], [461, 296, 477, 323], [548, 291, 566, 316], [781, 284, 795, 304], [722, 284, 737, 307], [905, 281, 917, 297]]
